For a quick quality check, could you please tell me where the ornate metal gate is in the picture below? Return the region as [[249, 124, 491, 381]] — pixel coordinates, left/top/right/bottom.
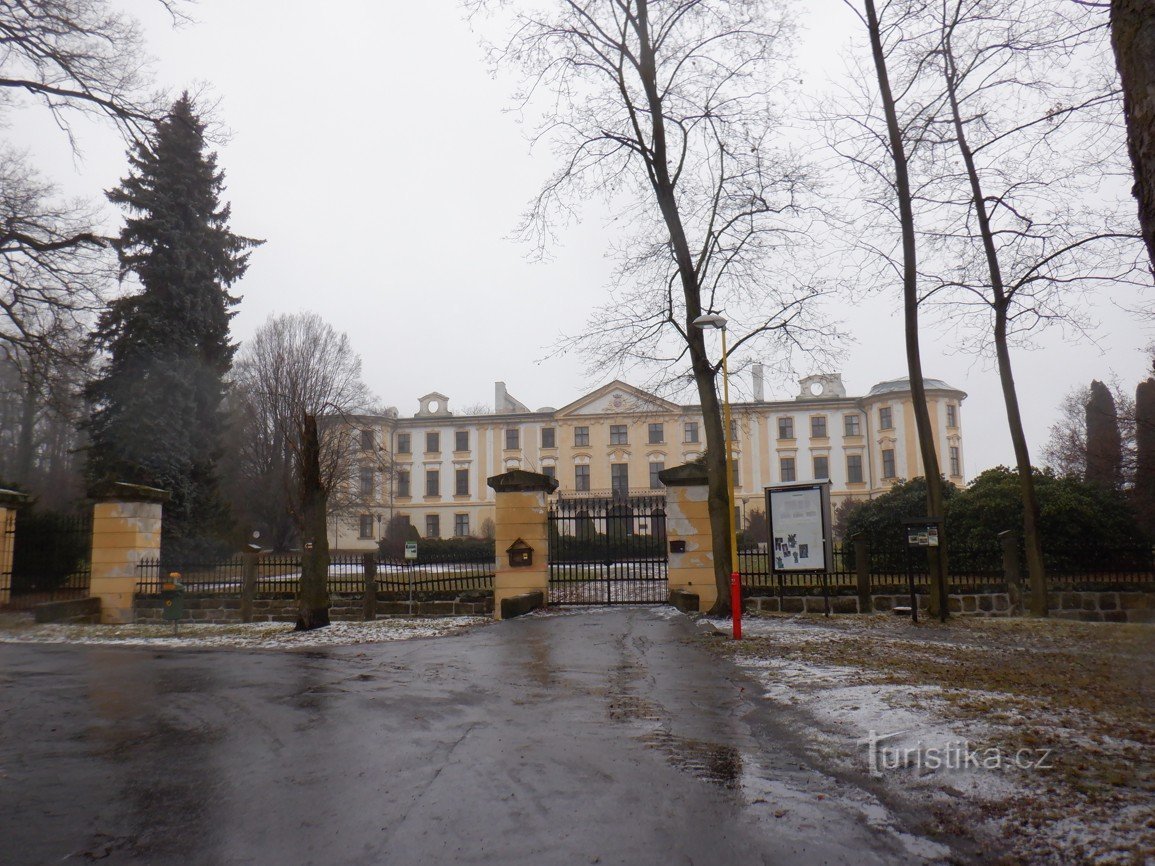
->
[[547, 493, 668, 605]]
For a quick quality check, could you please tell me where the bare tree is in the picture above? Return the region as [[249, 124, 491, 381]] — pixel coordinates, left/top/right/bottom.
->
[[229, 312, 376, 629], [835, 0, 951, 617], [478, 0, 835, 613], [1105, 0, 1155, 272], [918, 0, 1141, 616], [0, 0, 178, 141], [1, 2, 186, 509], [0, 150, 112, 360]]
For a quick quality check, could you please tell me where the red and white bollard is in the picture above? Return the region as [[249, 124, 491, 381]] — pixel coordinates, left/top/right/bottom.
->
[[730, 571, 742, 640]]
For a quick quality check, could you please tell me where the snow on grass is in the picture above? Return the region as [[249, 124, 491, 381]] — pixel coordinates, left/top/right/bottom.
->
[[716, 612, 1155, 864], [0, 617, 491, 650]]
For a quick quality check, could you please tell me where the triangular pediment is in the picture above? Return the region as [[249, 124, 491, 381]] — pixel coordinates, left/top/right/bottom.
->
[[556, 381, 681, 417]]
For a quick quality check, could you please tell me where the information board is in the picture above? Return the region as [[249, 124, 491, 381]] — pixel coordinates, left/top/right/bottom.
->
[[404, 541, 418, 561], [766, 482, 832, 572]]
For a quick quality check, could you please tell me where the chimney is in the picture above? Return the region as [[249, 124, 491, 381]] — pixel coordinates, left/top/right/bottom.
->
[[752, 364, 765, 402], [495, 381, 507, 412]]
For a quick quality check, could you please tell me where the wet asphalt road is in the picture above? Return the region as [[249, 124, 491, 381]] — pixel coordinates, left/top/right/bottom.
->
[[0, 609, 950, 865]]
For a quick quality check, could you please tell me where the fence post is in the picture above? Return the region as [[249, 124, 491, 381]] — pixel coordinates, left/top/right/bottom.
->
[[240, 551, 259, 623], [0, 489, 29, 607], [88, 482, 167, 624], [362, 552, 377, 621], [853, 532, 872, 613], [999, 530, 1022, 614]]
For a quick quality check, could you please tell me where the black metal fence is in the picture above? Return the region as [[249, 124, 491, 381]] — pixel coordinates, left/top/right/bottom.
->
[[1042, 545, 1155, 591], [1, 511, 92, 608], [738, 538, 1154, 596], [738, 545, 856, 596], [136, 552, 495, 597]]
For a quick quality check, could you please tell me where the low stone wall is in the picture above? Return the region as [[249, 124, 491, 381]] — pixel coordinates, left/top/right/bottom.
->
[[33, 596, 102, 624], [1047, 590, 1155, 623], [745, 590, 1155, 622], [135, 594, 493, 624]]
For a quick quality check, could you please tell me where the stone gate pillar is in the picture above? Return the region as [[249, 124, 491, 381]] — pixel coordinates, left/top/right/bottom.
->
[[487, 470, 558, 620], [0, 488, 30, 606], [659, 463, 717, 613], [89, 482, 168, 624]]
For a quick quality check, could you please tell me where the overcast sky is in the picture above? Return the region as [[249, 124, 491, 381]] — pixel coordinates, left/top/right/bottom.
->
[[10, 0, 1152, 478]]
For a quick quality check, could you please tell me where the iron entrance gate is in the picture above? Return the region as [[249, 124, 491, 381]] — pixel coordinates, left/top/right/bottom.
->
[[547, 493, 668, 604]]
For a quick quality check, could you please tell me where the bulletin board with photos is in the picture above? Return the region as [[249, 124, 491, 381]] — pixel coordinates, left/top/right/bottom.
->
[[766, 482, 833, 573]]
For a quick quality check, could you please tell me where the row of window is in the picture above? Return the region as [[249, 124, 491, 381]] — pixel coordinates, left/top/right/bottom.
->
[[365, 405, 960, 456], [388, 423, 702, 455], [357, 513, 471, 539], [365, 443, 959, 500], [362, 444, 960, 500], [358, 447, 963, 537]]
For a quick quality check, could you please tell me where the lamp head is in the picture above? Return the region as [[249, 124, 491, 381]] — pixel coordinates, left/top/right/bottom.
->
[[692, 313, 727, 330]]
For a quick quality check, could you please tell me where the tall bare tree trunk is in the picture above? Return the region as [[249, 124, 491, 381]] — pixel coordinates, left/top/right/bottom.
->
[[296, 413, 331, 630], [1110, 0, 1155, 273], [863, 0, 948, 618], [941, 45, 1047, 616], [15, 377, 38, 487], [634, 0, 733, 613]]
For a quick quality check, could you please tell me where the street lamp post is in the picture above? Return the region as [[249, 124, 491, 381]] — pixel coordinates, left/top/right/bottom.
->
[[692, 313, 741, 640]]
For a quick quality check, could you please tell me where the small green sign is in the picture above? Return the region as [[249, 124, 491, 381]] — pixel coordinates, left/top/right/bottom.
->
[[404, 541, 418, 561]]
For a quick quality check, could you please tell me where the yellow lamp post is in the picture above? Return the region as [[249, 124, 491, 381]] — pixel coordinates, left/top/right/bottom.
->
[[692, 313, 741, 639]]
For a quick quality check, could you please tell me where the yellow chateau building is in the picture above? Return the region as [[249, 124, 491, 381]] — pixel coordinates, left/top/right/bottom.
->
[[328, 371, 966, 550]]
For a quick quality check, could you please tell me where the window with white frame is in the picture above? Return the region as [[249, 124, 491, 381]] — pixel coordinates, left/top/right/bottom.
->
[[505, 428, 520, 450], [846, 454, 864, 483], [780, 457, 796, 482], [610, 424, 628, 445], [777, 416, 794, 439], [611, 462, 629, 493], [359, 514, 374, 538], [425, 514, 440, 538], [684, 421, 699, 443], [879, 407, 893, 430], [844, 415, 861, 436], [813, 455, 829, 480], [649, 462, 665, 489], [882, 448, 896, 478], [426, 431, 440, 453], [454, 513, 469, 537], [950, 446, 961, 476], [811, 416, 827, 438], [425, 469, 440, 497]]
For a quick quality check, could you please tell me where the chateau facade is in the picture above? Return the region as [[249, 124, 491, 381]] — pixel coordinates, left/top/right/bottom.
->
[[328, 372, 966, 550]]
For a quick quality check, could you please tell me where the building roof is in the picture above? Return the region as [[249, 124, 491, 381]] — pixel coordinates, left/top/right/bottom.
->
[[868, 377, 964, 397]]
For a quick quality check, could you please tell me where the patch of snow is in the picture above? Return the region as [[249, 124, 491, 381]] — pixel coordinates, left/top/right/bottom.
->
[[0, 618, 491, 650]]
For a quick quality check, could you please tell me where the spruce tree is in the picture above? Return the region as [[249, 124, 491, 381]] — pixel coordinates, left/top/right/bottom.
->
[[86, 94, 260, 557]]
